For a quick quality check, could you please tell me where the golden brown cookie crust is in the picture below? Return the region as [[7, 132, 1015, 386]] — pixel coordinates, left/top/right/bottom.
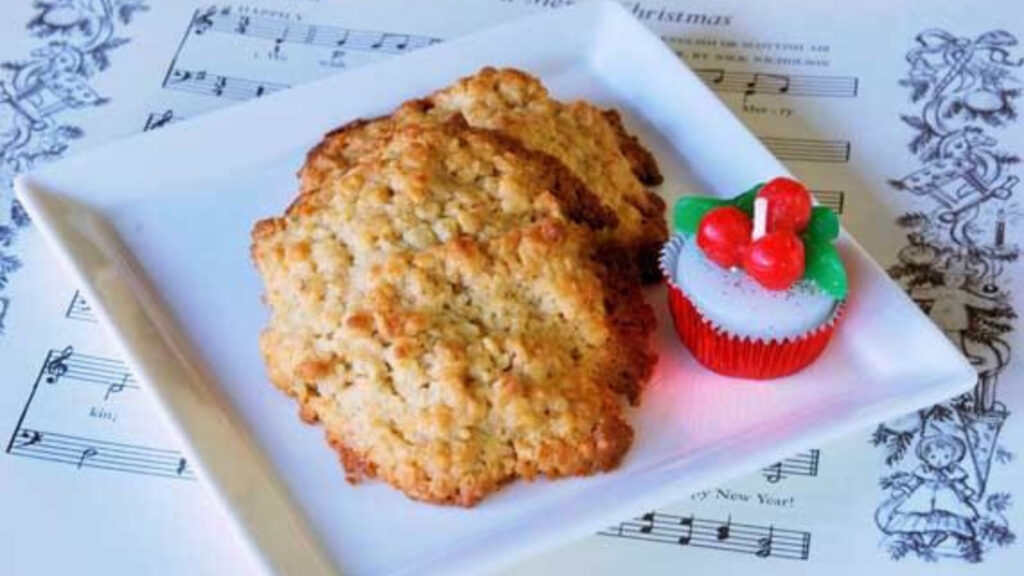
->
[[601, 108, 665, 187], [297, 115, 618, 233], [253, 122, 655, 506], [300, 67, 668, 282], [418, 67, 668, 282]]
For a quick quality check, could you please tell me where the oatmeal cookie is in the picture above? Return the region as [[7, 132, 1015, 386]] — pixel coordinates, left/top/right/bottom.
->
[[300, 67, 668, 281], [253, 122, 655, 506]]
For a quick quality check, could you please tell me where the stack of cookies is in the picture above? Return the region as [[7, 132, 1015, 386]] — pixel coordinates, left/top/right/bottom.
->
[[251, 68, 665, 506]]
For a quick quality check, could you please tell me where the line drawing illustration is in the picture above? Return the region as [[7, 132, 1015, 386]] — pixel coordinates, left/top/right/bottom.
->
[[0, 0, 148, 332], [874, 28, 1020, 563]]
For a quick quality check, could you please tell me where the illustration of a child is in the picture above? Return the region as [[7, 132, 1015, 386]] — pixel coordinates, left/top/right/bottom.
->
[[883, 433, 979, 547]]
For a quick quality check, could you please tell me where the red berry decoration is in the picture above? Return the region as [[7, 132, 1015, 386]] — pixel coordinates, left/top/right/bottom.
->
[[743, 230, 806, 290], [757, 177, 813, 233], [697, 206, 753, 269]]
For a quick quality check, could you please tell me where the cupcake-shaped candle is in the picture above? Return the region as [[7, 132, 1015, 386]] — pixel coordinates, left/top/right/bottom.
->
[[661, 177, 846, 378]]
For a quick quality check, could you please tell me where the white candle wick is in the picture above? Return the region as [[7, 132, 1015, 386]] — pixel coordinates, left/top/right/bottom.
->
[[753, 197, 768, 240]]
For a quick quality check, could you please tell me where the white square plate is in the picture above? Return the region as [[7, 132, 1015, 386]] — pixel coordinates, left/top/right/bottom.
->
[[16, 3, 975, 576]]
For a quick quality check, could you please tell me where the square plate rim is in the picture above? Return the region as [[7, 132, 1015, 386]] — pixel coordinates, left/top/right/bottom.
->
[[13, 2, 977, 575]]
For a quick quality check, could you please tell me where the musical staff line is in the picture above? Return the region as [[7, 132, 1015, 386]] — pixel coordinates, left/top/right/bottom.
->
[[162, 7, 442, 101], [8, 428, 195, 480], [600, 511, 811, 560], [65, 290, 98, 323], [5, 347, 193, 482], [162, 67, 287, 100], [762, 449, 821, 483], [42, 346, 138, 393], [761, 136, 850, 163], [812, 190, 845, 215], [190, 6, 441, 53], [694, 68, 859, 99]]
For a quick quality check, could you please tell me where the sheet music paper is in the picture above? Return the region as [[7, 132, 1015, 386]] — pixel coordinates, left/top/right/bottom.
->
[[0, 0, 1020, 574]]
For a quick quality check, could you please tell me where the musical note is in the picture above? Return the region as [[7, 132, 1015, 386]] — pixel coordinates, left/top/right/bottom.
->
[[172, 9, 439, 54], [694, 68, 858, 99], [744, 75, 758, 98], [162, 67, 287, 101], [756, 525, 774, 558], [763, 73, 791, 94], [212, 75, 227, 97], [269, 25, 291, 60], [6, 350, 195, 482], [600, 512, 812, 560], [105, 373, 128, 400], [235, 15, 250, 35], [743, 73, 791, 106], [704, 68, 725, 84], [717, 515, 732, 541], [762, 449, 822, 482], [640, 511, 655, 534], [678, 514, 693, 545], [372, 33, 411, 52], [77, 446, 98, 469], [8, 427, 197, 480], [160, 10, 442, 104], [45, 346, 73, 383]]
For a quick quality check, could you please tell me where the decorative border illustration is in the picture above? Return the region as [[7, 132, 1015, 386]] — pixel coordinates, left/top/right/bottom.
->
[[874, 28, 1020, 562], [0, 0, 148, 333]]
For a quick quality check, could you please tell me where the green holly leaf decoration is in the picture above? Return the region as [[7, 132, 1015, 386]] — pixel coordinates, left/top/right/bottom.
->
[[729, 182, 764, 215], [671, 183, 764, 234], [673, 196, 726, 234], [804, 238, 847, 300], [803, 206, 840, 243]]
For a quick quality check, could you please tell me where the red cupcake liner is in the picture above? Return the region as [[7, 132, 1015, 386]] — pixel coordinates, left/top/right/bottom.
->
[[660, 235, 844, 380]]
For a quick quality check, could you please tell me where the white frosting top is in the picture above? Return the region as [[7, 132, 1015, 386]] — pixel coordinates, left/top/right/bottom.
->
[[672, 234, 838, 340]]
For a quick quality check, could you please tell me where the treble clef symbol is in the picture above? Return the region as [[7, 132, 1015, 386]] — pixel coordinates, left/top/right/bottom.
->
[[45, 346, 73, 383]]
